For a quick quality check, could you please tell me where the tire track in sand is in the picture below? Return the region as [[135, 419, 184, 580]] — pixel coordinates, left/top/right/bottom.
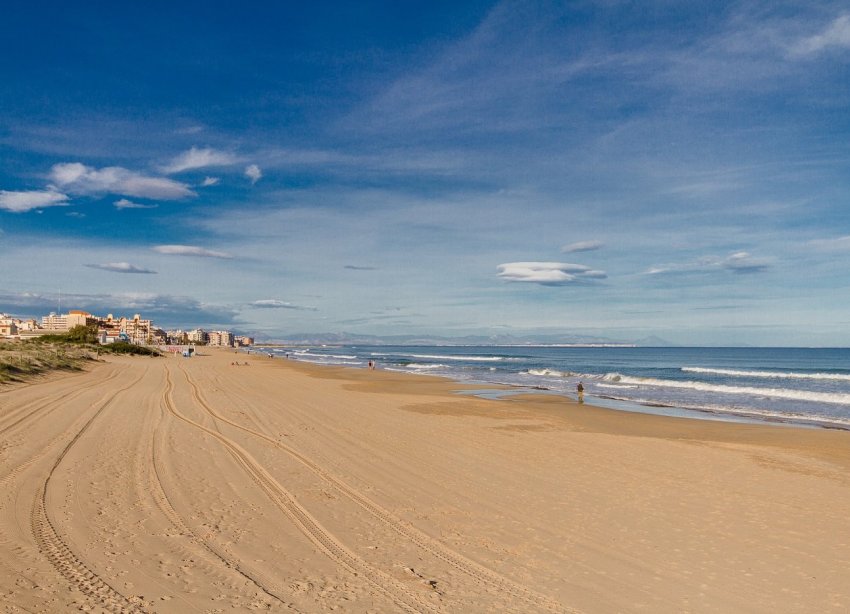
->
[[1, 370, 125, 487], [30, 369, 149, 614], [149, 371, 300, 610], [0, 364, 121, 438], [181, 364, 575, 614], [164, 365, 440, 614]]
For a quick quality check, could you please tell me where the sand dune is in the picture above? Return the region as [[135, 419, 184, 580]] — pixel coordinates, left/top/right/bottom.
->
[[1, 350, 849, 612]]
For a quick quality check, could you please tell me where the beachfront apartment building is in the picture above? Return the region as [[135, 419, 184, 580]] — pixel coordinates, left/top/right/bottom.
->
[[187, 328, 208, 344], [41, 310, 99, 331], [123, 315, 153, 344], [40, 312, 68, 331], [208, 331, 234, 347], [166, 330, 189, 344], [100, 313, 156, 344]]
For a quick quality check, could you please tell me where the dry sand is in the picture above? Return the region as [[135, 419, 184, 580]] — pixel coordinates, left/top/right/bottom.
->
[[1, 349, 849, 613]]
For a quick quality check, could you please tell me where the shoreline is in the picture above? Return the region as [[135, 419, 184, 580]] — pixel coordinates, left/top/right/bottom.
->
[[253, 346, 850, 431], [273, 351, 850, 471]]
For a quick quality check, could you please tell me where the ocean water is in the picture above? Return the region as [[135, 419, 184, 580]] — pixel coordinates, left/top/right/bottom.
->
[[254, 345, 850, 430]]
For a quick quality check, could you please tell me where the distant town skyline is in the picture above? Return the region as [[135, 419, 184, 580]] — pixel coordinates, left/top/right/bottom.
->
[[2, 2, 850, 346], [0, 309, 252, 348]]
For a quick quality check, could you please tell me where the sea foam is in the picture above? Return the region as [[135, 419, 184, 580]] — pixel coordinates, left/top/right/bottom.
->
[[682, 367, 850, 381], [604, 373, 850, 405]]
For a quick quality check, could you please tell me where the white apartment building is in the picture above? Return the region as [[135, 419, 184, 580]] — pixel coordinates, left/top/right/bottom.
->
[[187, 328, 208, 344], [41, 312, 69, 331], [41, 310, 97, 331]]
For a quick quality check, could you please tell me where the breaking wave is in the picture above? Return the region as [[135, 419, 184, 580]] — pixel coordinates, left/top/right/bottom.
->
[[408, 353, 507, 362], [603, 373, 850, 405], [682, 367, 850, 381], [525, 368, 574, 377]]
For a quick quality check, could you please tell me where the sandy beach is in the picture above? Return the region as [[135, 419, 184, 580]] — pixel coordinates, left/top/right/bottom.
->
[[1, 350, 849, 613]]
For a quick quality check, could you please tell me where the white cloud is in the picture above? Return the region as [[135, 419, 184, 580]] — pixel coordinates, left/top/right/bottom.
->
[[201, 176, 220, 187], [245, 164, 262, 184], [791, 14, 850, 57], [721, 251, 771, 273], [646, 251, 771, 276], [250, 299, 318, 311], [0, 189, 69, 212], [50, 162, 88, 185], [497, 261, 606, 285], [808, 235, 850, 251], [152, 244, 233, 259], [84, 262, 157, 274], [561, 240, 604, 253], [162, 147, 238, 174], [114, 198, 158, 210], [50, 163, 195, 199], [176, 125, 204, 135], [581, 269, 608, 279]]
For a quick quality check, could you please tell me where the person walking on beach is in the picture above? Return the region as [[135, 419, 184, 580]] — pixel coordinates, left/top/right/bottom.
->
[[576, 381, 584, 404]]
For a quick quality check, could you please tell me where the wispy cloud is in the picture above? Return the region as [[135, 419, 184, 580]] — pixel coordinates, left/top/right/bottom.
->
[[201, 176, 220, 187], [50, 163, 194, 199], [344, 265, 377, 271], [808, 235, 850, 251], [646, 251, 772, 276], [152, 244, 233, 259], [176, 125, 205, 135], [0, 189, 68, 213], [790, 14, 850, 57], [497, 261, 607, 286], [162, 146, 239, 174], [245, 164, 262, 184], [721, 251, 771, 273], [561, 240, 604, 253], [114, 198, 158, 210], [85, 262, 157, 274], [249, 299, 317, 311]]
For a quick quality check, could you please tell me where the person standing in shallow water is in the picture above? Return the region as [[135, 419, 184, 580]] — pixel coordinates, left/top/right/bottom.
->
[[576, 381, 584, 404]]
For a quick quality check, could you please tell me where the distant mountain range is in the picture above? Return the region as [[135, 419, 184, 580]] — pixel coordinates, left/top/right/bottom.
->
[[258, 332, 676, 347]]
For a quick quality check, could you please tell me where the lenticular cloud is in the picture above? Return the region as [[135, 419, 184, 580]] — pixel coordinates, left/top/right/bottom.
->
[[497, 261, 606, 285], [152, 244, 233, 259]]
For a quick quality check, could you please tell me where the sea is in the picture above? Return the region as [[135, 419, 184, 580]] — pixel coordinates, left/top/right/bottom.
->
[[252, 345, 850, 430]]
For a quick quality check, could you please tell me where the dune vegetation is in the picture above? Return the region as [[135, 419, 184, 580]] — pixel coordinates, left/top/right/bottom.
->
[[1, 325, 160, 385]]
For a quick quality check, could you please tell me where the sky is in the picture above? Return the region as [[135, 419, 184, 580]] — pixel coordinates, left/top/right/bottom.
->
[[1, 1, 850, 346]]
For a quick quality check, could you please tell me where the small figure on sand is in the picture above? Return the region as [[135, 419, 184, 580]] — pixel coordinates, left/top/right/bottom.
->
[[368, 360, 375, 370], [576, 381, 584, 404]]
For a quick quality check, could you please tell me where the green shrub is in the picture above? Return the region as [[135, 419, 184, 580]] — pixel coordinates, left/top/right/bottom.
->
[[101, 341, 160, 356]]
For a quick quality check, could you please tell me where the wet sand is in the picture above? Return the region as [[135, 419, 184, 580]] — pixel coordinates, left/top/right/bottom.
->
[[1, 349, 849, 612]]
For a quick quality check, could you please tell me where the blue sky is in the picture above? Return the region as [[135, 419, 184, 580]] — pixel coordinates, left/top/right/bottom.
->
[[2, 1, 850, 345]]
